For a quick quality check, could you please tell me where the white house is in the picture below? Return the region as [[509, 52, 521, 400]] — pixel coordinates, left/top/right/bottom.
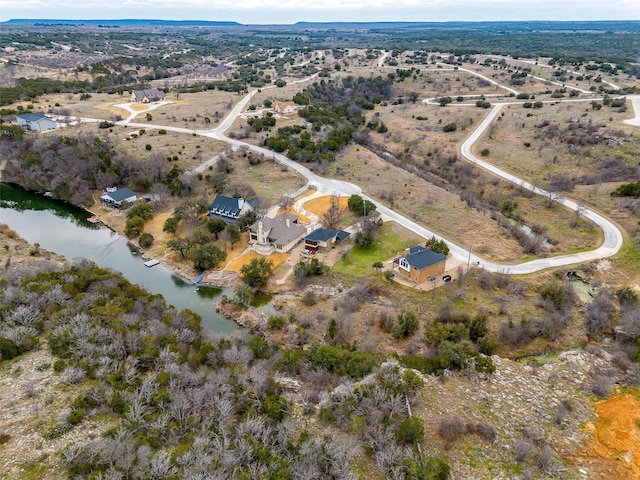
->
[[100, 188, 137, 208], [16, 112, 57, 132]]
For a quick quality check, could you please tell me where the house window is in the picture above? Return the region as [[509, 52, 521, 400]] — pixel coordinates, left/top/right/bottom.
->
[[399, 258, 410, 272]]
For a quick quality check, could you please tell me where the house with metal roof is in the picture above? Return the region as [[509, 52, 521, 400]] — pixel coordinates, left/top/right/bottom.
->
[[208, 195, 255, 223], [100, 188, 137, 208], [393, 245, 446, 284], [249, 212, 307, 254], [16, 112, 57, 132], [130, 88, 165, 103], [304, 228, 350, 252]]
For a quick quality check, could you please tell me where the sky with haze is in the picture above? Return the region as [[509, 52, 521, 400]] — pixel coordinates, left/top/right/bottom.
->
[[0, 0, 638, 24]]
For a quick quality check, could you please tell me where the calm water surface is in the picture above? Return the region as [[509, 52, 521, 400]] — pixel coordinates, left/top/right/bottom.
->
[[0, 183, 239, 333]]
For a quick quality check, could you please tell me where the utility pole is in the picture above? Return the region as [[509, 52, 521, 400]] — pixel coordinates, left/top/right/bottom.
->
[[466, 245, 473, 274]]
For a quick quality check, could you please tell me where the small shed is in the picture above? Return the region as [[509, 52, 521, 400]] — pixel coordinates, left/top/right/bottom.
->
[[16, 112, 57, 132], [100, 188, 137, 207]]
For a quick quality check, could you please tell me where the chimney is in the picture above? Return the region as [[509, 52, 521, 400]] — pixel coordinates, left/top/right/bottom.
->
[[285, 218, 290, 228]]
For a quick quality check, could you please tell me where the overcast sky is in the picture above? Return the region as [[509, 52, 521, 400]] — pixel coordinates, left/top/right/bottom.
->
[[0, 0, 638, 24]]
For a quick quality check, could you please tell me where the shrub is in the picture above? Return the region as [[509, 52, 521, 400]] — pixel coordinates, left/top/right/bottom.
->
[[0, 338, 18, 360], [401, 453, 450, 480], [158, 129, 167, 134], [192, 243, 226, 272], [514, 438, 536, 463], [302, 290, 318, 306], [471, 422, 497, 442], [127, 203, 153, 221], [124, 216, 145, 238], [425, 235, 450, 255], [53, 359, 66, 373], [393, 311, 419, 339], [145, 144, 152, 151], [591, 374, 613, 398], [442, 122, 457, 132], [539, 280, 574, 312], [138, 233, 154, 249], [480, 148, 490, 157], [42, 422, 73, 440], [396, 417, 425, 444], [437, 414, 466, 442], [267, 315, 287, 330]]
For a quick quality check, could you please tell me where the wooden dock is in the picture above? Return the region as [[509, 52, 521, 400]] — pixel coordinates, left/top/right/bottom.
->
[[143, 259, 160, 268]]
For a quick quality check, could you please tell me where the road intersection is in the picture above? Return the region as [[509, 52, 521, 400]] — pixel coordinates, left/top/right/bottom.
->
[[75, 68, 639, 274]]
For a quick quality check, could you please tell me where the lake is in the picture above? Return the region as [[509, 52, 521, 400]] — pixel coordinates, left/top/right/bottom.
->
[[0, 183, 239, 333]]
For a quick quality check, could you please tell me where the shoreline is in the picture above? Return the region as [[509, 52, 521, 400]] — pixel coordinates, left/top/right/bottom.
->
[[86, 198, 285, 330]]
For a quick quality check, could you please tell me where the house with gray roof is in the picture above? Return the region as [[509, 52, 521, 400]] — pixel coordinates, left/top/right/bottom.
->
[[393, 245, 446, 284], [208, 195, 255, 223], [249, 212, 307, 254], [16, 112, 57, 132], [304, 228, 350, 252], [100, 188, 137, 208], [130, 88, 165, 103]]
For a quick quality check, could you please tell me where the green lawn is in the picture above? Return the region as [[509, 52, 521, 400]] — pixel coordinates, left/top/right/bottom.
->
[[333, 222, 423, 277]]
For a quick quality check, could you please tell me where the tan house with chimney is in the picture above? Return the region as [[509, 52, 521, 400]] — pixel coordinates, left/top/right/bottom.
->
[[249, 212, 307, 254]]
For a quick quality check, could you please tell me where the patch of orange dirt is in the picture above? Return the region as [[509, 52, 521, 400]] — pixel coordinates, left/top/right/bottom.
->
[[303, 195, 349, 218], [223, 250, 288, 273], [583, 393, 640, 479]]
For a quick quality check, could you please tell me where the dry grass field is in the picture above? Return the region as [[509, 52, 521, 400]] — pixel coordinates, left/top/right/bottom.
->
[[223, 250, 288, 273], [302, 195, 349, 219], [201, 154, 307, 206]]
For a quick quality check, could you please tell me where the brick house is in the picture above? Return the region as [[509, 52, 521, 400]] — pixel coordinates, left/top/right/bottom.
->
[[394, 246, 446, 284]]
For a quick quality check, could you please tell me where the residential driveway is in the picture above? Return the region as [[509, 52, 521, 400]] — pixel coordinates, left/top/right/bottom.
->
[[71, 72, 629, 275]]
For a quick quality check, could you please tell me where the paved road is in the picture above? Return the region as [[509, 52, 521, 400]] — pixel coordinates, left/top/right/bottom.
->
[[77, 72, 631, 274], [459, 104, 623, 273]]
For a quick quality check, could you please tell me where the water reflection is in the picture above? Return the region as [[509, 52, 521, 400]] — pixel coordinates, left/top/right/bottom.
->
[[0, 183, 238, 333]]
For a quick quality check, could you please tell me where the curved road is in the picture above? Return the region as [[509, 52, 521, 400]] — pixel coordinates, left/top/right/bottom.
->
[[86, 71, 633, 274]]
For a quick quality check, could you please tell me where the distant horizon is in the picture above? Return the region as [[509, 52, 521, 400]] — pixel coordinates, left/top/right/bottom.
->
[[2, 18, 639, 26], [0, 0, 638, 25]]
